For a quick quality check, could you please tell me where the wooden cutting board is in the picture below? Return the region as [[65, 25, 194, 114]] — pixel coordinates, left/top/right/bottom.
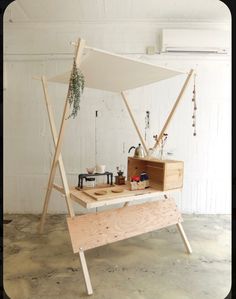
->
[[83, 186, 132, 201]]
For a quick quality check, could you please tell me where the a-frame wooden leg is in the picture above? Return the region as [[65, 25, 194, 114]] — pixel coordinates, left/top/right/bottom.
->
[[39, 90, 70, 234], [152, 69, 194, 151], [39, 173, 56, 234], [41, 76, 75, 217], [176, 222, 192, 254], [79, 249, 93, 295], [121, 91, 149, 155], [39, 38, 86, 233]]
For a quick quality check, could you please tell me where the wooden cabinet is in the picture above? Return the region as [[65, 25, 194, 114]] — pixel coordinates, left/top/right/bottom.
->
[[127, 157, 184, 191]]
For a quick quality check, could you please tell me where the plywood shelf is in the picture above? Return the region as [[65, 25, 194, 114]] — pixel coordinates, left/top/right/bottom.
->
[[67, 198, 182, 252], [69, 184, 169, 209], [52, 182, 180, 209]]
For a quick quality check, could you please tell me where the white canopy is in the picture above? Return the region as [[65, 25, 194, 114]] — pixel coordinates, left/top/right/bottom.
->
[[48, 46, 184, 92]]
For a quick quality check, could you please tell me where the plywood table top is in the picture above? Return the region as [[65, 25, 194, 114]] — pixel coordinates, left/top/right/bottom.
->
[[69, 184, 180, 209]]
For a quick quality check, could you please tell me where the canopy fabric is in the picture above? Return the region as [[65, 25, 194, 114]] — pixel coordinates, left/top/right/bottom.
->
[[48, 46, 184, 92]]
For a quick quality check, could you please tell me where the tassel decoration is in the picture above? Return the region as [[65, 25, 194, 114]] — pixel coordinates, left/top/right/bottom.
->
[[192, 73, 197, 136]]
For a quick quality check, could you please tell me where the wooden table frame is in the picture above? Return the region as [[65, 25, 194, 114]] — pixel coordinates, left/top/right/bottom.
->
[[34, 38, 194, 295]]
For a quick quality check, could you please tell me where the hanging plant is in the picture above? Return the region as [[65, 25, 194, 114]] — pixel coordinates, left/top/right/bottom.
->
[[67, 58, 85, 119]]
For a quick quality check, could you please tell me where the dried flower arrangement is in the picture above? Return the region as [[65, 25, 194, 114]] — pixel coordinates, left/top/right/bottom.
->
[[152, 133, 168, 159], [67, 58, 85, 119], [160, 133, 168, 159]]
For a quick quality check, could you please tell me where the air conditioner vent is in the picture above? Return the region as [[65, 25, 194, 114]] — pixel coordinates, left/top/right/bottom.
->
[[161, 29, 229, 54]]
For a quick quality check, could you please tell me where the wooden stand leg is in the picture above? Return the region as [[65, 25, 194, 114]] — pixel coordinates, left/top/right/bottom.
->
[[152, 69, 194, 151], [39, 183, 54, 234], [38, 38, 85, 233], [41, 76, 75, 218], [176, 222, 192, 254], [79, 249, 93, 295], [121, 91, 149, 155], [38, 87, 70, 234]]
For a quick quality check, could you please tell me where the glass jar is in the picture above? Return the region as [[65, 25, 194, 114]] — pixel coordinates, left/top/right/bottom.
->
[[85, 177, 96, 188]]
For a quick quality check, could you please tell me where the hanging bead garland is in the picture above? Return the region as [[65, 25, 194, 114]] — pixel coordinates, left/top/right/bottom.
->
[[192, 73, 197, 136]]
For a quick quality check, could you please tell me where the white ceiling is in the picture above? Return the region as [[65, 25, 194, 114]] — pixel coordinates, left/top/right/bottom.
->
[[4, 0, 231, 23]]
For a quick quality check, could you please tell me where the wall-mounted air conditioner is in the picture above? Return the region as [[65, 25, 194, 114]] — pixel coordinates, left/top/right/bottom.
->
[[160, 29, 229, 54]]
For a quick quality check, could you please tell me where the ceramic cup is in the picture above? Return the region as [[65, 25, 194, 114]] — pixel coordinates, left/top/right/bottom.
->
[[96, 165, 106, 173], [86, 167, 95, 174]]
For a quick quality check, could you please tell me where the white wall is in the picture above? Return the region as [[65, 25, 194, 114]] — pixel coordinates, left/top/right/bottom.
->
[[3, 20, 231, 214]]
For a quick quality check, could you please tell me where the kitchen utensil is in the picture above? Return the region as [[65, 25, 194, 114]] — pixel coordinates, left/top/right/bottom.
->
[[86, 167, 95, 174], [85, 177, 96, 188], [94, 190, 107, 195], [111, 188, 124, 193], [116, 165, 124, 176], [83, 186, 131, 201], [128, 143, 145, 158], [115, 176, 126, 185], [96, 165, 106, 173]]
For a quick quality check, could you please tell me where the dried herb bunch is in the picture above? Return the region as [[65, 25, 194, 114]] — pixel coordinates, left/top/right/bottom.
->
[[67, 58, 85, 119]]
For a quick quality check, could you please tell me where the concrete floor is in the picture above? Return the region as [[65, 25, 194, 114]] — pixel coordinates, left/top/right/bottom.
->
[[4, 214, 231, 299]]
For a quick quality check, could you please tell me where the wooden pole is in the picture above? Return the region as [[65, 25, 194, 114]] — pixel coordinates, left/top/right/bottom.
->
[[152, 69, 194, 151], [121, 91, 148, 155], [176, 223, 192, 254], [79, 249, 93, 295], [41, 76, 75, 218], [39, 38, 86, 233]]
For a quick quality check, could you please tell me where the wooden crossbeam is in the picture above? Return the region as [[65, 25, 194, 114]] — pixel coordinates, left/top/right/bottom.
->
[[53, 183, 65, 194], [152, 69, 194, 151]]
